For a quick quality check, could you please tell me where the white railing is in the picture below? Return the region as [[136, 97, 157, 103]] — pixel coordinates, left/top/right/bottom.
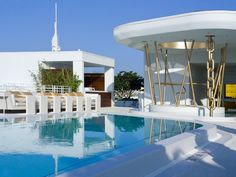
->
[[36, 85, 71, 93], [0, 93, 101, 114], [0, 83, 33, 92], [0, 83, 72, 94]]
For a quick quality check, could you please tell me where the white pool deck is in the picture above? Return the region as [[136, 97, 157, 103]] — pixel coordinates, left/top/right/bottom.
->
[[132, 109, 236, 177], [153, 127, 236, 177], [59, 107, 236, 177], [1, 107, 236, 177]]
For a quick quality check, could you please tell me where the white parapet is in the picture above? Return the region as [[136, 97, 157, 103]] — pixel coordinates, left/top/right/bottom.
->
[[26, 95, 36, 115], [65, 96, 73, 112], [0, 91, 8, 113], [105, 67, 114, 106], [85, 97, 92, 112], [96, 95, 101, 111], [150, 105, 225, 117], [38, 114, 48, 121], [138, 92, 144, 112], [53, 96, 61, 113], [73, 60, 84, 93], [76, 97, 84, 112], [38, 96, 48, 114], [85, 94, 101, 112]]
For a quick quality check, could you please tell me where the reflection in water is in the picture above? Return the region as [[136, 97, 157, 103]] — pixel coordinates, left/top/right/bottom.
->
[[38, 119, 82, 145], [148, 119, 201, 143], [0, 114, 202, 177], [115, 116, 144, 132], [84, 116, 105, 132]]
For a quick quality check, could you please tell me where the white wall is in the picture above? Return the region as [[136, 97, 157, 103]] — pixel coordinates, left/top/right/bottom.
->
[[0, 55, 38, 87], [73, 60, 84, 92], [0, 51, 115, 93], [0, 51, 83, 87]]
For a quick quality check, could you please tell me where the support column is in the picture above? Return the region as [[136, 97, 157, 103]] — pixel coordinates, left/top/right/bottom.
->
[[105, 67, 114, 106], [73, 60, 84, 93]]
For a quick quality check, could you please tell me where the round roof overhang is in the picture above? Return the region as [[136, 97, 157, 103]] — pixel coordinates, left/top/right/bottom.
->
[[113, 11, 236, 51]]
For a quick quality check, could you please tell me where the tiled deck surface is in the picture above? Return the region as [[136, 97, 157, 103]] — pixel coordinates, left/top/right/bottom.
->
[[152, 123, 236, 177], [100, 107, 236, 177]]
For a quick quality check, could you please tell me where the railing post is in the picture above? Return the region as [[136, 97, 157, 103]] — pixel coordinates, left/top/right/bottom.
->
[[96, 95, 101, 111], [53, 96, 61, 113], [85, 96, 92, 112], [65, 96, 73, 112], [26, 95, 36, 114], [76, 96, 84, 112], [38, 96, 48, 114]]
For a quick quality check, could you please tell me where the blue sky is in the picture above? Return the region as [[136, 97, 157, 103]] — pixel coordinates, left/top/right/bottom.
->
[[0, 0, 236, 76]]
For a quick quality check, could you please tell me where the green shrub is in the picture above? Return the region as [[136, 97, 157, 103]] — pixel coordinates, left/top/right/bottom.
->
[[115, 71, 143, 100], [30, 64, 82, 92]]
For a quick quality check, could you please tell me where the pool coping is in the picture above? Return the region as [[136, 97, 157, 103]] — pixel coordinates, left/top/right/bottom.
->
[[59, 111, 218, 177]]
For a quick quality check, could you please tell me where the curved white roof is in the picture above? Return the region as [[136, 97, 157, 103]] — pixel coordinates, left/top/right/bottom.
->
[[114, 11, 236, 50]]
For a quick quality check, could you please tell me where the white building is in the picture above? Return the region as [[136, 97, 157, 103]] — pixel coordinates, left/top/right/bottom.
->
[[0, 50, 114, 94], [0, 3, 115, 107], [114, 10, 236, 117]]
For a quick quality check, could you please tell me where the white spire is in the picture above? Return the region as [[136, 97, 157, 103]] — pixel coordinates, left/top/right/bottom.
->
[[51, 3, 61, 52]]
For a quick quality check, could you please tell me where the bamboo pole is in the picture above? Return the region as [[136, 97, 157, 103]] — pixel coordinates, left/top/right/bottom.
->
[[160, 49, 177, 104], [177, 40, 195, 106], [154, 41, 164, 105], [184, 40, 197, 106], [218, 44, 227, 107], [144, 43, 156, 105]]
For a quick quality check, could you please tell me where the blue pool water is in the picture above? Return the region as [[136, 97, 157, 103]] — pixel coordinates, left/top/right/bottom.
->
[[0, 114, 201, 177]]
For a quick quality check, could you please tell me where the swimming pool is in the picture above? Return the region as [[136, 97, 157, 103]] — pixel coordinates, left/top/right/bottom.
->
[[0, 114, 201, 177]]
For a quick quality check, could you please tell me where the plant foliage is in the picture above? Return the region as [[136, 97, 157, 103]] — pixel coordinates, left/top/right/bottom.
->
[[114, 71, 144, 100], [30, 64, 82, 92]]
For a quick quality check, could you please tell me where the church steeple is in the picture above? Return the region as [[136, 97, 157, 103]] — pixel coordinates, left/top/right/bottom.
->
[[51, 3, 61, 52]]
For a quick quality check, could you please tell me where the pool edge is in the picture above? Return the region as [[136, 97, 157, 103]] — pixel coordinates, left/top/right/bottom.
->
[[58, 113, 217, 177]]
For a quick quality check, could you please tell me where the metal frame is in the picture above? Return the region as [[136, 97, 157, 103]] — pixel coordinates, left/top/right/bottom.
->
[[176, 40, 197, 106], [154, 42, 164, 105], [145, 39, 227, 117], [160, 48, 177, 104], [144, 43, 156, 105], [158, 41, 201, 106], [218, 44, 227, 107], [159, 41, 206, 49], [214, 44, 227, 107]]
